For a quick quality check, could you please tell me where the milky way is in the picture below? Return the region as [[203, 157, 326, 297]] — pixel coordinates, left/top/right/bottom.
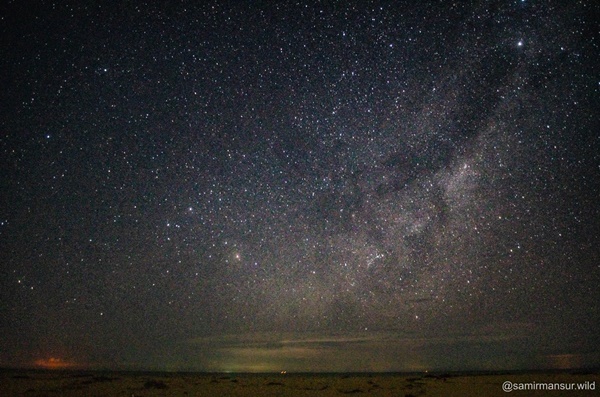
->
[[1, 1, 598, 371]]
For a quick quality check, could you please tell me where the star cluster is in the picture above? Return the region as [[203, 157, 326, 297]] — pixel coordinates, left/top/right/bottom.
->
[[1, 1, 599, 371]]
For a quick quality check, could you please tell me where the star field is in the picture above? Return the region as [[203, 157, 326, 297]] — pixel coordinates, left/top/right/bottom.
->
[[1, 1, 599, 371]]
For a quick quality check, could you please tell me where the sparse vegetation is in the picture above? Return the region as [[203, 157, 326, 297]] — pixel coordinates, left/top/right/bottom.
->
[[143, 379, 168, 389]]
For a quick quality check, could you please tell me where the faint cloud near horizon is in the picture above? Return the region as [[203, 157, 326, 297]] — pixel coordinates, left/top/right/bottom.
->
[[182, 325, 544, 372]]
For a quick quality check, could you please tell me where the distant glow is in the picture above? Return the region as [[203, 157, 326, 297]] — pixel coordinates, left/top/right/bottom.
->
[[34, 357, 76, 369], [545, 354, 584, 370]]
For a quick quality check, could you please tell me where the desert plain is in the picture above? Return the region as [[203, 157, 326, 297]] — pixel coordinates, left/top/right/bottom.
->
[[1, 369, 599, 396]]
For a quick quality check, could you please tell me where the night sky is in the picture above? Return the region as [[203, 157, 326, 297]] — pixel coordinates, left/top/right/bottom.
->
[[1, 1, 599, 372]]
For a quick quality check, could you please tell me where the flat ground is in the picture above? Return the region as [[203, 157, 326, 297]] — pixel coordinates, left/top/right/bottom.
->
[[1, 369, 598, 396]]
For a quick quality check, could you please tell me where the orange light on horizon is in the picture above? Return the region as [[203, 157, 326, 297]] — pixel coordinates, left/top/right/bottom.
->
[[546, 354, 584, 370], [34, 357, 76, 369]]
